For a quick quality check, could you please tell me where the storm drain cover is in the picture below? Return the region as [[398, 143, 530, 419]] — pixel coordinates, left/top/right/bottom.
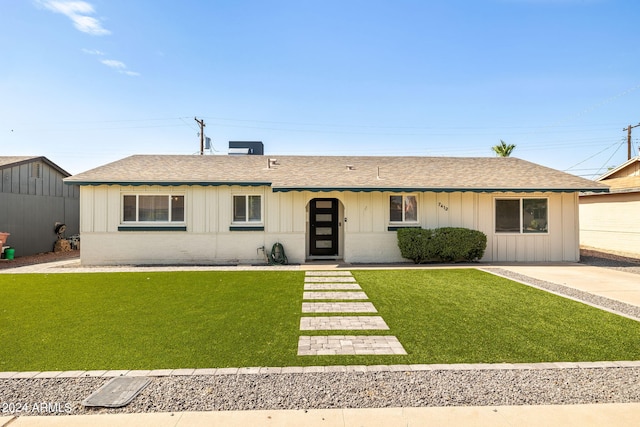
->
[[82, 377, 150, 408]]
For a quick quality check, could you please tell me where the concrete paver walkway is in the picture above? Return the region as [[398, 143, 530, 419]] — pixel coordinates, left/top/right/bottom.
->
[[301, 302, 377, 313], [304, 283, 362, 290], [299, 271, 407, 356], [302, 291, 369, 300], [298, 335, 407, 355], [300, 315, 389, 330], [304, 276, 357, 282]]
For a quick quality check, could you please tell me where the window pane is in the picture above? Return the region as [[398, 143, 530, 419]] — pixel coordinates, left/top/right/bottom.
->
[[390, 196, 403, 222], [123, 195, 136, 222], [315, 240, 332, 249], [315, 200, 332, 209], [316, 214, 332, 222], [171, 196, 184, 222], [248, 195, 261, 222], [316, 227, 332, 236], [495, 199, 520, 232], [404, 196, 417, 222], [233, 195, 246, 222], [139, 195, 168, 221], [523, 198, 547, 233]]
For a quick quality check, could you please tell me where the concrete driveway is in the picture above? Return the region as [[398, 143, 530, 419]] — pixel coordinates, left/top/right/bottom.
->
[[497, 264, 640, 308]]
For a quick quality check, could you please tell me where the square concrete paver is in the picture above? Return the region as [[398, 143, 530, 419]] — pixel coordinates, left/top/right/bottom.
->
[[305, 271, 353, 276], [302, 302, 377, 313], [304, 276, 357, 283], [298, 335, 407, 355], [304, 283, 362, 290], [300, 316, 389, 330], [303, 291, 369, 300]]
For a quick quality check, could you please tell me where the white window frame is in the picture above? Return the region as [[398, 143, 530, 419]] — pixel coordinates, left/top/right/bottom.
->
[[494, 197, 548, 234], [121, 194, 186, 225], [232, 194, 263, 225], [389, 194, 419, 224]]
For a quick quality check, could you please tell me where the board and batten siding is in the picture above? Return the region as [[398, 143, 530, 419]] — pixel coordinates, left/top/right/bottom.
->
[[580, 192, 640, 259], [0, 159, 79, 256], [79, 185, 308, 265], [486, 192, 579, 262], [79, 185, 580, 265]]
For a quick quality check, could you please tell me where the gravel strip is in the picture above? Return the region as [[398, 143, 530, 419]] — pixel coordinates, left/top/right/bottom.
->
[[1, 368, 639, 416], [482, 267, 640, 321]]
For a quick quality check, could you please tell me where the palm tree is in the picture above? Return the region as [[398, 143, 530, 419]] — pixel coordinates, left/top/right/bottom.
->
[[492, 140, 516, 157]]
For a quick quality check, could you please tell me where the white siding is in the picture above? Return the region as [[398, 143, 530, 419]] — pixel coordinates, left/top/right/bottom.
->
[[580, 193, 640, 258], [487, 193, 579, 263], [79, 185, 582, 265]]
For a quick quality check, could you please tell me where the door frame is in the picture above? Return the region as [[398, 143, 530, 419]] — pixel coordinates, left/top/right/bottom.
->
[[307, 197, 342, 259]]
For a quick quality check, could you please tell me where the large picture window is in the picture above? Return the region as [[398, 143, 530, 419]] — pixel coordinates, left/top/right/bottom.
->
[[123, 195, 185, 223], [390, 195, 418, 223], [495, 198, 547, 233], [233, 195, 262, 223]]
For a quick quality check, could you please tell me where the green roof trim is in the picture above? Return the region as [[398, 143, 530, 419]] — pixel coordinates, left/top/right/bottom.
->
[[271, 187, 610, 194]]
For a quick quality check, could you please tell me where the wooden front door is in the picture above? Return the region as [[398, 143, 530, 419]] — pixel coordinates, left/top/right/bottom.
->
[[309, 199, 339, 256]]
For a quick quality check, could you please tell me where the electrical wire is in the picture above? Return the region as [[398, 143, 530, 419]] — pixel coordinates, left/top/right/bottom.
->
[[593, 140, 627, 177], [564, 139, 626, 171]]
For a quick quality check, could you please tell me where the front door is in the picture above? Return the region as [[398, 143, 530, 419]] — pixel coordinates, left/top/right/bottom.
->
[[309, 198, 339, 256]]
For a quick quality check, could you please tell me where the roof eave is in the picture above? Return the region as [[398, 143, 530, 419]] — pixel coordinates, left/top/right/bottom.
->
[[64, 180, 273, 187]]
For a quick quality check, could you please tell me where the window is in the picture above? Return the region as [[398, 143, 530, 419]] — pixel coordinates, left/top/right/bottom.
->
[[233, 195, 262, 223], [122, 195, 185, 223], [390, 195, 418, 223], [495, 198, 547, 233]]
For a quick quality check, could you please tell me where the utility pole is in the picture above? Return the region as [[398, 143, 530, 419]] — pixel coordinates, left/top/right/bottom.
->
[[623, 122, 640, 160], [194, 117, 205, 155]]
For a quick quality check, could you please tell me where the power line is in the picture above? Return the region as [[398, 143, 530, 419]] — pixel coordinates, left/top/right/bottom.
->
[[564, 140, 625, 172], [593, 140, 627, 177]]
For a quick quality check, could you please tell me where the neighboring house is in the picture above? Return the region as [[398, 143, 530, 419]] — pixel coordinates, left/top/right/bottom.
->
[[580, 156, 640, 259], [0, 156, 80, 256], [65, 154, 607, 266]]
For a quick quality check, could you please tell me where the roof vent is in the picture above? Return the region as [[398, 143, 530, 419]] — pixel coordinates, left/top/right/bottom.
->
[[346, 165, 355, 171], [268, 158, 279, 169]]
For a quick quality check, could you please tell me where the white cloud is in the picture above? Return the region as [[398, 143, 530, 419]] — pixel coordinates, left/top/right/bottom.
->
[[39, 1, 110, 35], [101, 59, 126, 69], [82, 48, 105, 55], [100, 59, 140, 76]]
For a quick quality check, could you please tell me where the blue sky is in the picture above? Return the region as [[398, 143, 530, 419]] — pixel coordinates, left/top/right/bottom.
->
[[2, 0, 640, 177]]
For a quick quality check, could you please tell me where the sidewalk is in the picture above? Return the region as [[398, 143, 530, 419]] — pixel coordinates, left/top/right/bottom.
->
[[3, 404, 640, 426]]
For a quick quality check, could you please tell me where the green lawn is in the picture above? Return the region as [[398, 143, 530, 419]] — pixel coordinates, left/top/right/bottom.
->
[[1, 269, 639, 371]]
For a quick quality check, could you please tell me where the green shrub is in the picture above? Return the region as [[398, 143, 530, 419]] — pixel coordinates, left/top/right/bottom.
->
[[432, 227, 487, 262], [397, 228, 434, 264], [397, 227, 487, 263]]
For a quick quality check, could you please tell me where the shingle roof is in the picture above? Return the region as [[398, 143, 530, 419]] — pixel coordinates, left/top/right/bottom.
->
[[65, 155, 609, 193], [0, 156, 41, 168], [0, 156, 71, 176]]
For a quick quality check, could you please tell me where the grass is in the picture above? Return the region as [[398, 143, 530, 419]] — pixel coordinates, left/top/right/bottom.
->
[[1, 269, 639, 371]]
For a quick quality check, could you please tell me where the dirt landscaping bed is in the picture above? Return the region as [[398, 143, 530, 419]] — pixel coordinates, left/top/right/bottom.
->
[[0, 250, 79, 270]]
